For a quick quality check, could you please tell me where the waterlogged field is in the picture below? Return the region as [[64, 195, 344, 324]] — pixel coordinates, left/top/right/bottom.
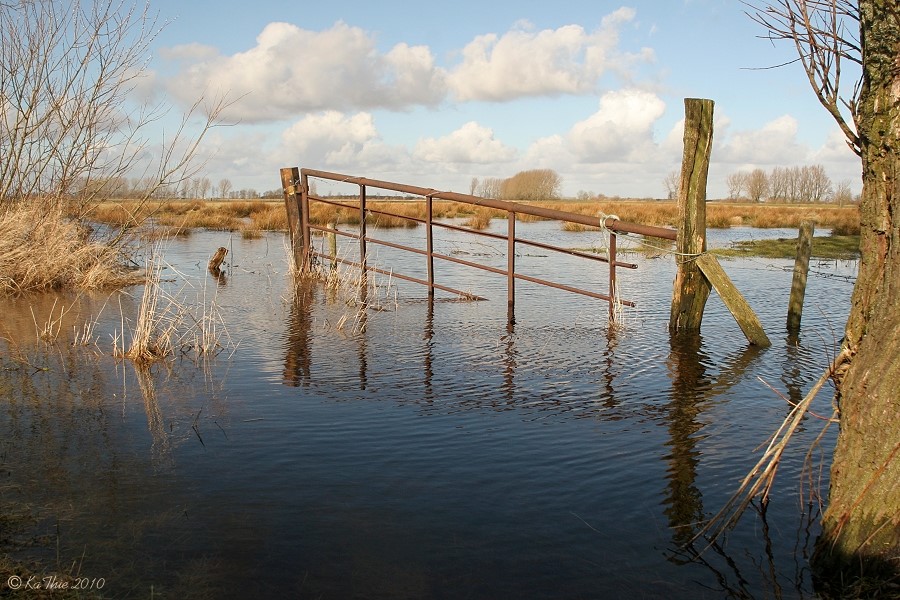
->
[[0, 222, 857, 598], [88, 197, 862, 236]]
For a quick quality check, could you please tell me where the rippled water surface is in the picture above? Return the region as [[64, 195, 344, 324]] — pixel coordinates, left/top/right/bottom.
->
[[0, 224, 857, 598]]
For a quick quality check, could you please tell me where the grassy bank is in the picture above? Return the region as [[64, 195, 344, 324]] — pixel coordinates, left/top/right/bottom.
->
[[89, 198, 862, 235]]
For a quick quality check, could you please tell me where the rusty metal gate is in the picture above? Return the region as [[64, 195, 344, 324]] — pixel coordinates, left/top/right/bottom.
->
[[280, 167, 676, 322]]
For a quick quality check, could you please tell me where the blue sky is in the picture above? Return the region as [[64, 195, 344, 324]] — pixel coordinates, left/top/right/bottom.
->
[[141, 0, 862, 198]]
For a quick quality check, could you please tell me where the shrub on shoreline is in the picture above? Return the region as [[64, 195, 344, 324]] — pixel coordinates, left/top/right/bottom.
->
[[0, 203, 140, 295]]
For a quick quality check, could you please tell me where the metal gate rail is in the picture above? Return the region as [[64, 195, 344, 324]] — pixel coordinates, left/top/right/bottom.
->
[[281, 167, 677, 321]]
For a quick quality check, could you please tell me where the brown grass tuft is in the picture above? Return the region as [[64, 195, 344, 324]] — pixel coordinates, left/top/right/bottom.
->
[[463, 207, 495, 230], [0, 202, 141, 295], [562, 221, 600, 232]]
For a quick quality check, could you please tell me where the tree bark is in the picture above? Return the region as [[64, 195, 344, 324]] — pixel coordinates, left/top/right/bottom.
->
[[815, 0, 900, 584]]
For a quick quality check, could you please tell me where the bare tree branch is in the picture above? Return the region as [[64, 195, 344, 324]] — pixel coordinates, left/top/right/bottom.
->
[[1, 0, 232, 216], [743, 0, 862, 155]]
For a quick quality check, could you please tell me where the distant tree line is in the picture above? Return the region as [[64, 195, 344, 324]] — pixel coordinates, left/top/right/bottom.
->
[[724, 164, 856, 204], [72, 175, 278, 200], [470, 169, 562, 201], [659, 164, 856, 205]]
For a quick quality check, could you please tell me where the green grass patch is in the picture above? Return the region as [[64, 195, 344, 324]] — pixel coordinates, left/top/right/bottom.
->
[[716, 235, 860, 260]]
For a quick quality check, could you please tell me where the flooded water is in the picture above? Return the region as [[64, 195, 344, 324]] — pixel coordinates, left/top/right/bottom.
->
[[0, 222, 856, 598]]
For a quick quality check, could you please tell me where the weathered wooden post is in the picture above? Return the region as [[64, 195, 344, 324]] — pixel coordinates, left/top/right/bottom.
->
[[787, 221, 814, 333], [670, 98, 714, 334], [280, 167, 307, 274], [696, 254, 771, 346]]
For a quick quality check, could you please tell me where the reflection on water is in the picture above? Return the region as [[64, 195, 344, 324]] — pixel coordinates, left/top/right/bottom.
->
[[664, 333, 712, 548], [134, 363, 175, 472], [282, 281, 315, 387], [0, 228, 856, 598]]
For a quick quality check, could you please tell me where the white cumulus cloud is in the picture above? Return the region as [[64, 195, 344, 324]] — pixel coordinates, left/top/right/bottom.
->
[[717, 115, 807, 164], [414, 122, 517, 164], [448, 9, 652, 102], [164, 22, 447, 122], [567, 89, 667, 162], [279, 111, 400, 169]]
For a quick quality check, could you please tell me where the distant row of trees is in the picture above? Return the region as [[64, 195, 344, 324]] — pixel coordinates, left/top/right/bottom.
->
[[76, 166, 854, 205], [70, 175, 323, 201], [725, 165, 855, 204], [74, 176, 249, 199], [663, 164, 855, 204], [470, 169, 562, 201]]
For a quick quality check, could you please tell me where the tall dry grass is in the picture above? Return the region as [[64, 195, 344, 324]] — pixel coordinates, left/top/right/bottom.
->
[[124, 256, 180, 362], [0, 202, 141, 295], [706, 203, 861, 233], [118, 250, 231, 363], [463, 207, 495, 230]]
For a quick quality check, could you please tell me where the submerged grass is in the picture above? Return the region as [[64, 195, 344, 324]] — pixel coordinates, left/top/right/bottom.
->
[[463, 207, 495, 230], [717, 234, 860, 260]]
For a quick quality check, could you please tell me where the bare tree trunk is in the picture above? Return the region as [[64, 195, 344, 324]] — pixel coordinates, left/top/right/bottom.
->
[[815, 0, 900, 584]]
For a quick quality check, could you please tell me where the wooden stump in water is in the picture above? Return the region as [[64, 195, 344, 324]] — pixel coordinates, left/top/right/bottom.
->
[[787, 221, 814, 333], [208, 247, 228, 272]]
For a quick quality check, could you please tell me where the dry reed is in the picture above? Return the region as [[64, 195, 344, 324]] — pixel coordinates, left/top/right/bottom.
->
[[123, 255, 182, 362], [240, 228, 264, 240], [463, 207, 495, 230], [293, 235, 398, 334], [0, 202, 141, 295], [692, 350, 847, 546], [119, 249, 231, 363], [562, 221, 601, 232]]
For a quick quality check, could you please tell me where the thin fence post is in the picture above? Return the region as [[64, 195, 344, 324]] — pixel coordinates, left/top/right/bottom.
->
[[426, 195, 434, 297], [358, 184, 368, 302], [281, 167, 306, 273], [608, 231, 617, 323], [508, 211, 516, 324], [787, 221, 814, 333], [670, 98, 714, 334], [328, 221, 337, 270], [300, 171, 311, 270]]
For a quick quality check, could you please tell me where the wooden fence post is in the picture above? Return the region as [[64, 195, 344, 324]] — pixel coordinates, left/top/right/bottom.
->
[[787, 221, 815, 333], [280, 166, 307, 273], [670, 98, 714, 334]]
